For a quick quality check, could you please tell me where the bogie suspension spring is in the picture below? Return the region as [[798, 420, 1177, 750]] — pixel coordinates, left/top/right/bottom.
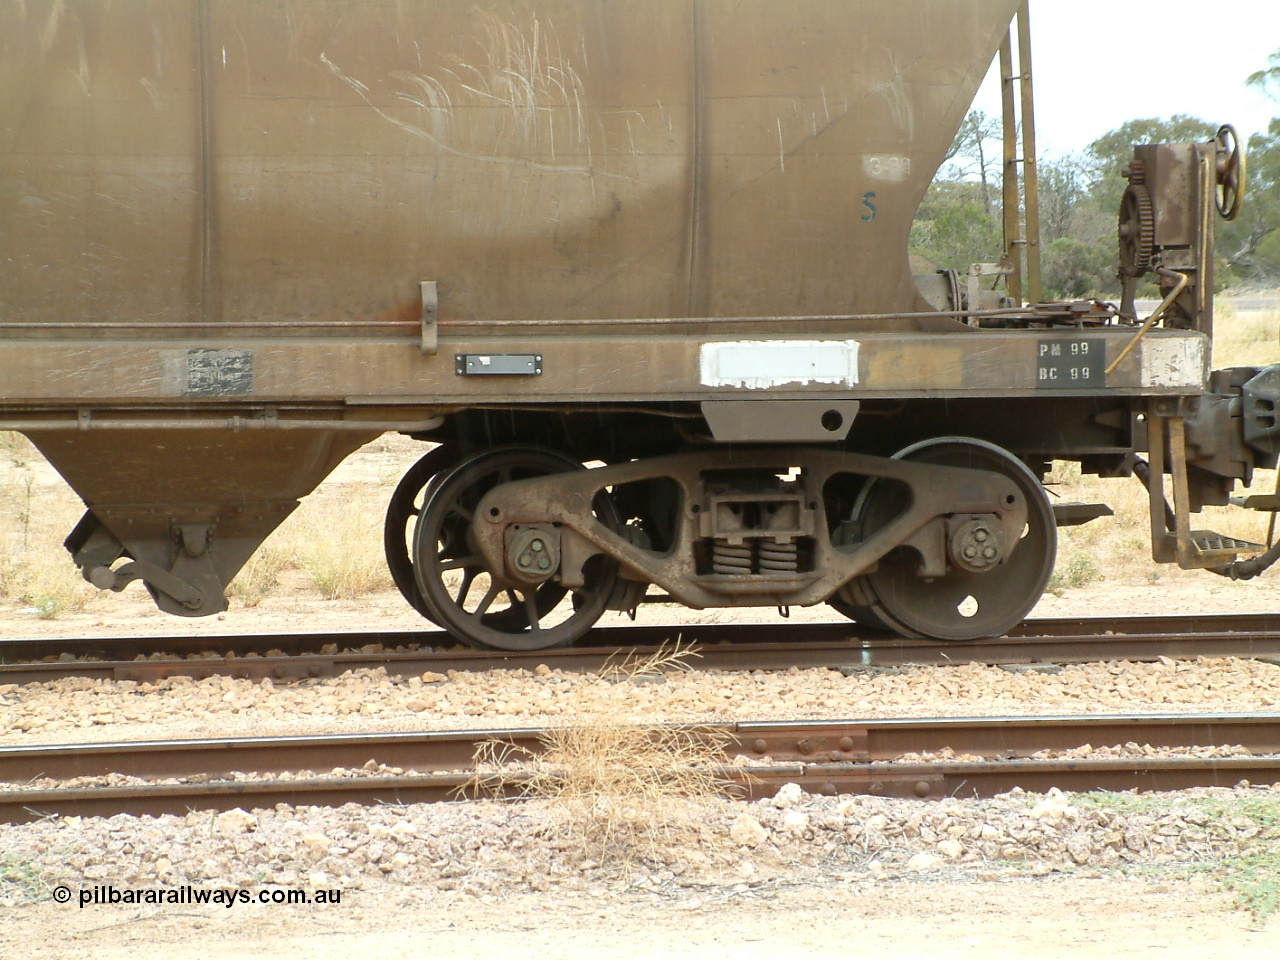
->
[[711, 538, 798, 575]]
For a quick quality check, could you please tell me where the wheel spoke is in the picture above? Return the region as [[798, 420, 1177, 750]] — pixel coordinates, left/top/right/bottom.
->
[[454, 569, 477, 607], [440, 554, 484, 572], [471, 581, 503, 618], [521, 590, 542, 634]]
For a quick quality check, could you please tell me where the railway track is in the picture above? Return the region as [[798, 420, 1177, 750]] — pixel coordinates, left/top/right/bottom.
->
[[3, 613, 1279, 685], [4, 713, 1278, 823]]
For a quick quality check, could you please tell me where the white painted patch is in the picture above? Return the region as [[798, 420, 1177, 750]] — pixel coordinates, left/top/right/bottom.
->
[[1140, 337, 1207, 388], [862, 154, 911, 182], [700, 340, 860, 390]]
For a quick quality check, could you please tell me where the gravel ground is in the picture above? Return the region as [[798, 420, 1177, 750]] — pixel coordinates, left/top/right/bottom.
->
[[3, 783, 1277, 902], [3, 783, 1279, 960], [4, 655, 1280, 746]]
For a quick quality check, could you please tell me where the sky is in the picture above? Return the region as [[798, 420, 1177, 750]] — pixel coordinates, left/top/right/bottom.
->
[[970, 0, 1280, 159]]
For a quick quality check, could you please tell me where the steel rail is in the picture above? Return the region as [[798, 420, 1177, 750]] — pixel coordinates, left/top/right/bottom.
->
[[2, 613, 1279, 685], [2, 713, 1278, 823]]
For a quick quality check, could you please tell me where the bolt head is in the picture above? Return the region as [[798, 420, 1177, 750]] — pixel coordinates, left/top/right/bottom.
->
[[974, 528, 988, 542]]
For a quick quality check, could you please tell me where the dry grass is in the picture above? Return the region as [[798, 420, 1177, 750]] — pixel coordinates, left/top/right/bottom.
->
[[472, 643, 737, 864], [1213, 304, 1280, 369], [225, 545, 290, 607], [225, 482, 394, 602], [0, 432, 95, 618]]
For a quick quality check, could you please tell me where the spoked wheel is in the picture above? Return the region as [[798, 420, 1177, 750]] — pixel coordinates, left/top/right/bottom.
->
[[412, 447, 619, 651], [854, 438, 1056, 641], [383, 445, 461, 619], [1214, 123, 1246, 222]]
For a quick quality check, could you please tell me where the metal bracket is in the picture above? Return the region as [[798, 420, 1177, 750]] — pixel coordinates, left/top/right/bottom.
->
[[1146, 406, 1263, 569], [455, 354, 543, 376], [90, 559, 206, 610], [419, 280, 438, 355], [700, 400, 859, 442], [966, 258, 1014, 323]]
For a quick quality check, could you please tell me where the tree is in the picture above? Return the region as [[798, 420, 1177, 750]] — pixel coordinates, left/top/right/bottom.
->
[[941, 110, 1003, 215], [909, 70, 1280, 296], [1247, 49, 1280, 98], [1225, 51, 1280, 282], [1084, 115, 1219, 182], [1220, 119, 1280, 280], [1038, 158, 1086, 242], [909, 181, 1002, 274]]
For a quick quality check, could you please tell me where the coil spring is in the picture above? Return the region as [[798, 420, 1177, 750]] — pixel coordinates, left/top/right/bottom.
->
[[711, 540, 753, 575], [758, 540, 799, 572]]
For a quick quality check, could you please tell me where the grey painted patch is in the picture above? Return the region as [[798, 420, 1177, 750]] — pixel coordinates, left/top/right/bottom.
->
[[183, 349, 254, 397]]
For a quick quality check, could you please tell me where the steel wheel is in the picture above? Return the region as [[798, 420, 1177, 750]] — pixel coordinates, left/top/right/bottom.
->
[[383, 445, 460, 619], [412, 448, 619, 651], [827, 578, 894, 632], [857, 438, 1056, 641], [827, 507, 893, 631]]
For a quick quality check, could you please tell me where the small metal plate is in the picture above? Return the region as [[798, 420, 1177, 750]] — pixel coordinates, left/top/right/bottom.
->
[[183, 349, 254, 397], [1036, 339, 1104, 388], [455, 354, 543, 376]]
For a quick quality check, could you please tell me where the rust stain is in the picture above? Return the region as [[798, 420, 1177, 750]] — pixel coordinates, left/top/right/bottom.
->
[[865, 345, 964, 389]]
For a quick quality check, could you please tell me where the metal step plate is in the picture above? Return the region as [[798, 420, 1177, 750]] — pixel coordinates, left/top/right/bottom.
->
[[1190, 530, 1266, 560]]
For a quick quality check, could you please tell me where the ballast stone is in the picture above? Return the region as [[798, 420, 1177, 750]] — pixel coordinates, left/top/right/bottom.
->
[[730, 814, 768, 848]]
